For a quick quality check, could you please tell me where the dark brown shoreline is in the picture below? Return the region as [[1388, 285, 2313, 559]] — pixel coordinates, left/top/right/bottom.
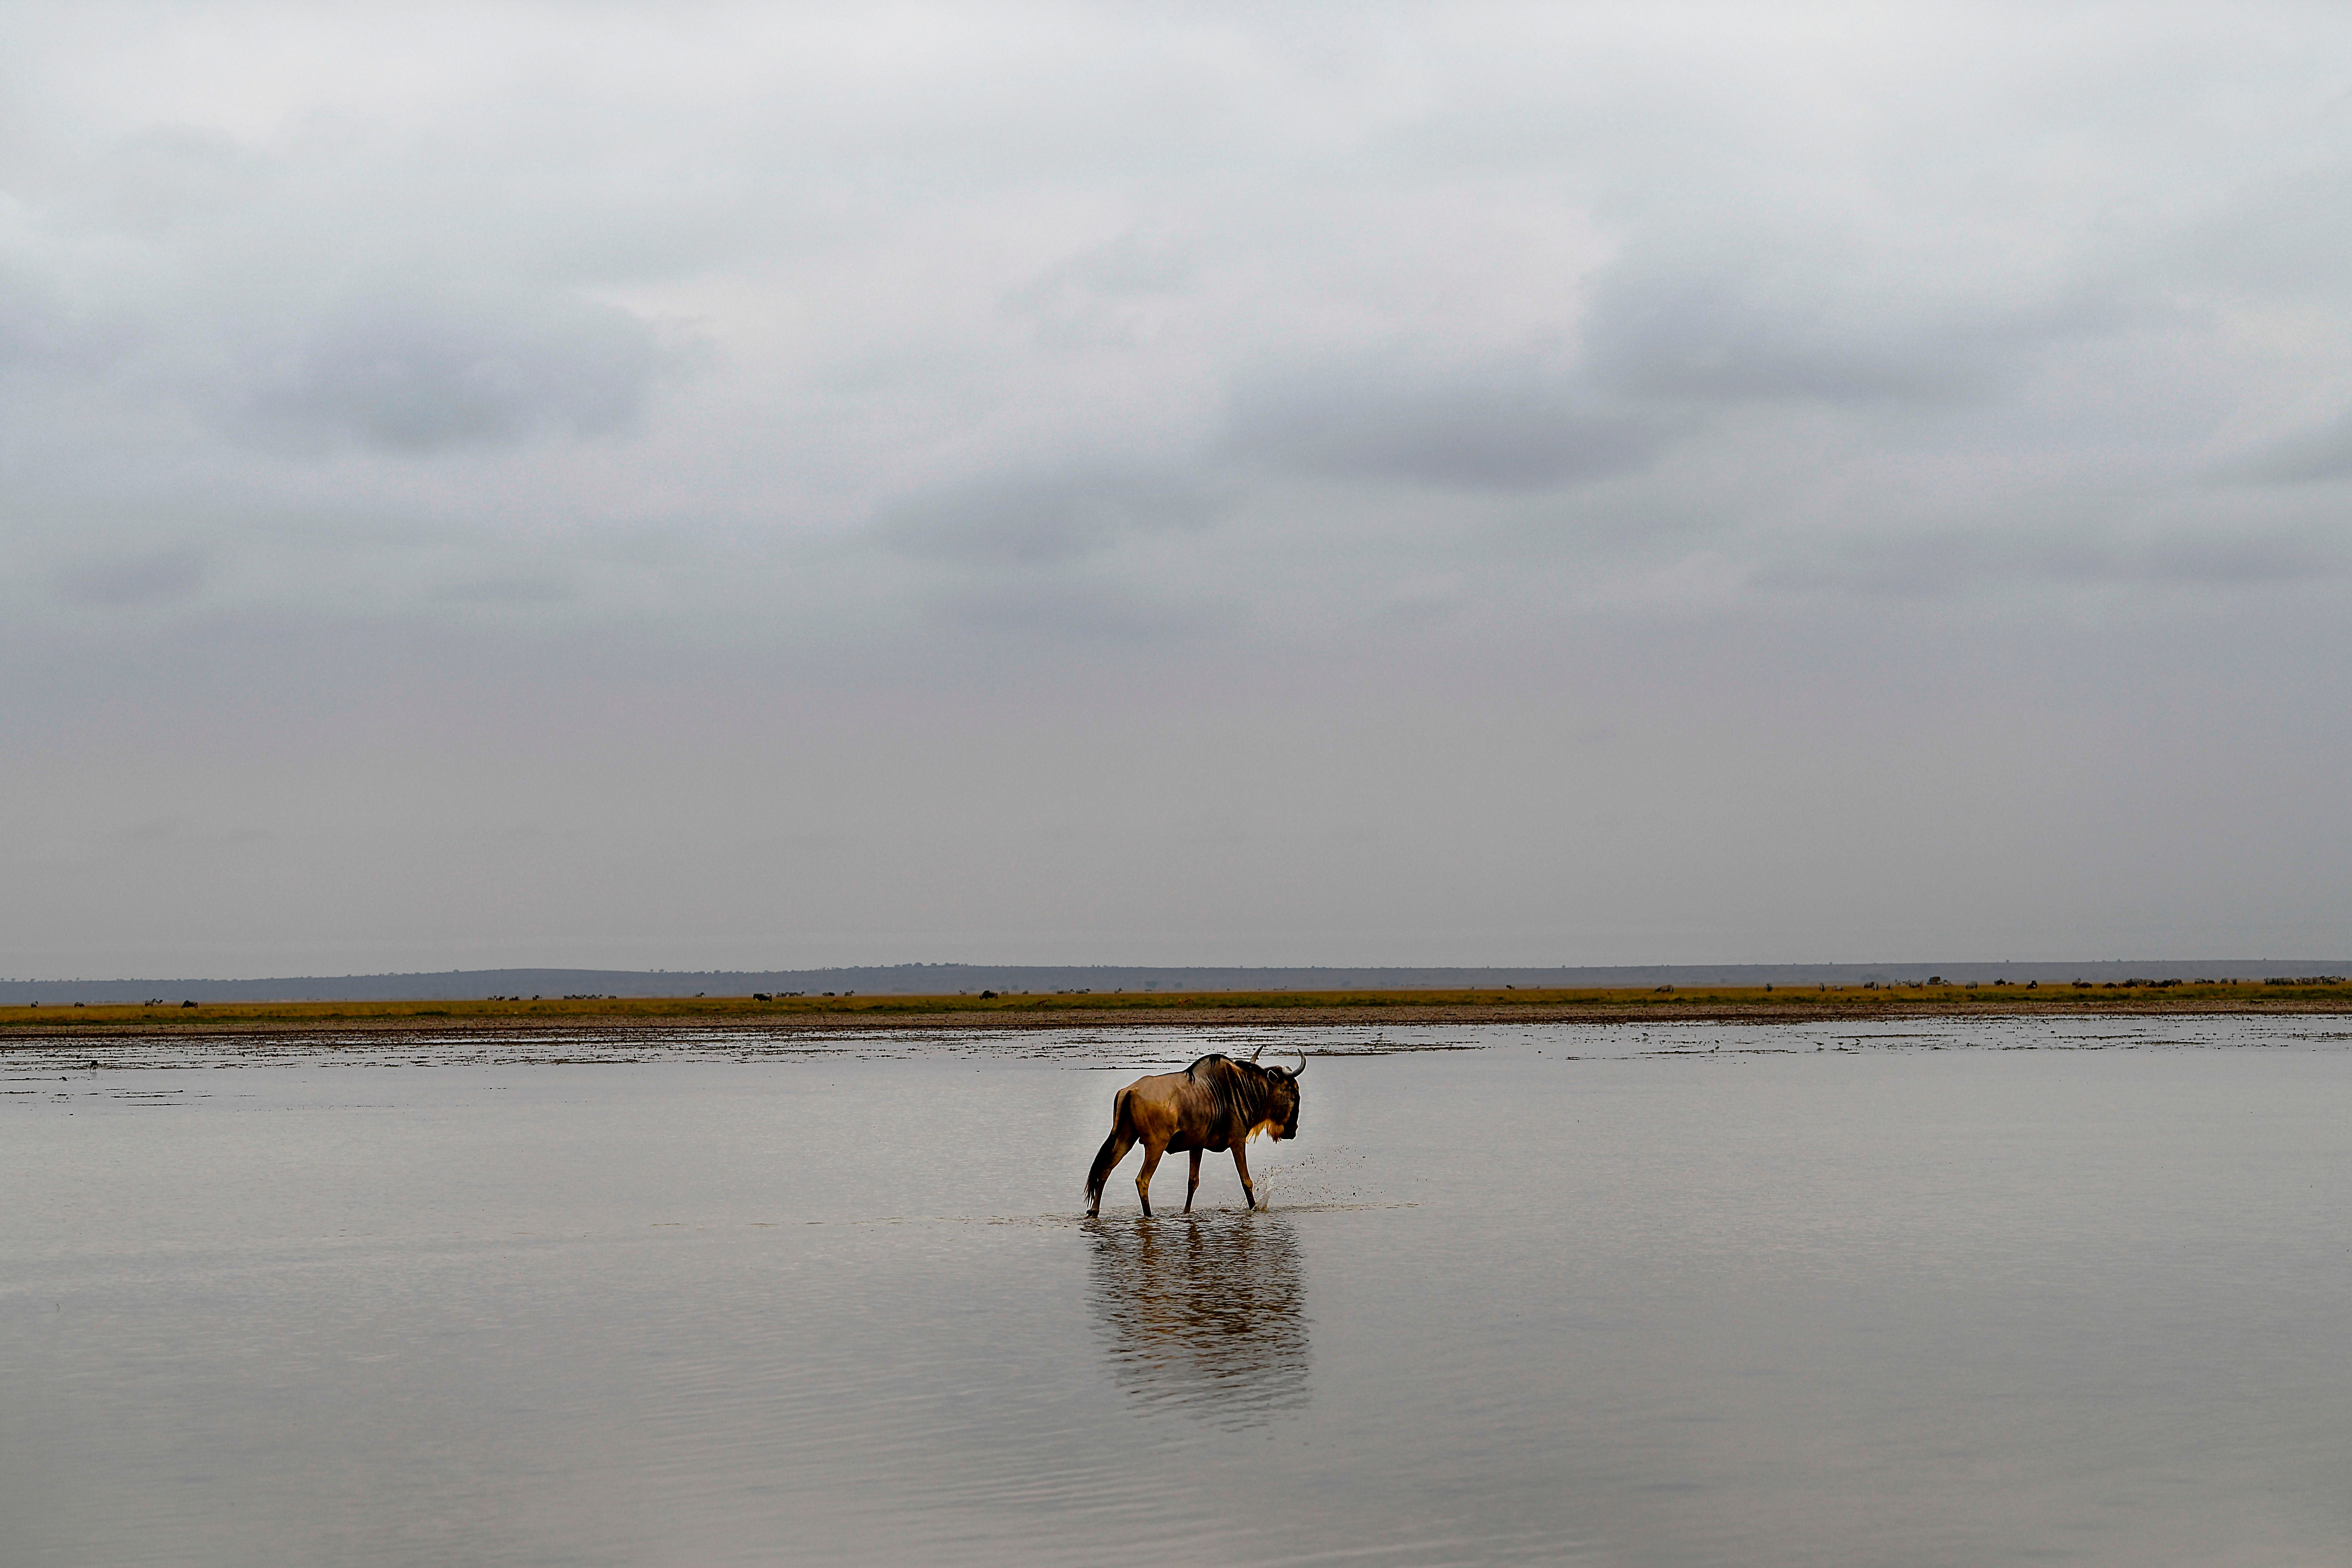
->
[[6, 985, 2351, 1043]]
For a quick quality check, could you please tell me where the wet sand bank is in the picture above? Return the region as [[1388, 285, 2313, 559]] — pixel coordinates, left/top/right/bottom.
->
[[6, 981, 2352, 1041]]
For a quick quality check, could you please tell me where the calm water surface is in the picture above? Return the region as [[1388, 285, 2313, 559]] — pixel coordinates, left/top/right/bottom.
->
[[6, 1016, 2351, 1566]]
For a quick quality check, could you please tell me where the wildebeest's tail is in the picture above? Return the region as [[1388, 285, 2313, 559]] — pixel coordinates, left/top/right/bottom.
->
[[1085, 1088, 1134, 1212]]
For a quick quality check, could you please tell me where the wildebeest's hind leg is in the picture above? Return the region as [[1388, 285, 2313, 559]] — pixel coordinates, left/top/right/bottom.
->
[[1136, 1139, 1167, 1217], [1231, 1144, 1257, 1211], [1184, 1149, 1202, 1213]]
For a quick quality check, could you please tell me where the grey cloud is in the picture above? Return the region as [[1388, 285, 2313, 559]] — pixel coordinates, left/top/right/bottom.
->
[[1002, 230, 1193, 348], [0, 270, 73, 368], [874, 467, 1220, 567], [114, 816, 270, 847], [2126, 534, 2346, 585], [10, 3, 2352, 974], [59, 545, 209, 607], [1759, 528, 2346, 598], [1020, 230, 1191, 300], [239, 292, 665, 454], [2217, 409, 2352, 484], [2170, 163, 2352, 301], [1225, 360, 1665, 491], [433, 571, 575, 606], [930, 579, 1234, 643], [81, 124, 273, 240], [1583, 276, 1986, 406], [0, 264, 131, 375], [1752, 534, 1985, 600]]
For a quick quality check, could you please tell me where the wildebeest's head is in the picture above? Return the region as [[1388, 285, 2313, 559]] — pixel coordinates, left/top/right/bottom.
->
[[1251, 1047, 1306, 1139]]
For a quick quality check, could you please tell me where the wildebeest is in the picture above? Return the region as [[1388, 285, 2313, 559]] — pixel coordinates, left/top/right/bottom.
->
[[1085, 1048, 1305, 1217]]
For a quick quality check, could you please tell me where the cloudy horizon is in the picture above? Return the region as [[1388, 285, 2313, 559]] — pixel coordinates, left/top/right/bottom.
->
[[6, 2, 2350, 978]]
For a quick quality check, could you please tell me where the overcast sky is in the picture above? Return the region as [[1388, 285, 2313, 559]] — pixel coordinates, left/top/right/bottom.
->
[[6, 1, 2350, 978]]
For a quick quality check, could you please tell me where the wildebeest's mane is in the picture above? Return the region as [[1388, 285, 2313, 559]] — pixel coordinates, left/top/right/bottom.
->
[[1184, 1053, 1275, 1133]]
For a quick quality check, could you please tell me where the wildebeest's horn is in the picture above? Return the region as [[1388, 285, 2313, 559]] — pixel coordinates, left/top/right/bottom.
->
[[1251, 1045, 1265, 1063], [1291, 1049, 1307, 1077]]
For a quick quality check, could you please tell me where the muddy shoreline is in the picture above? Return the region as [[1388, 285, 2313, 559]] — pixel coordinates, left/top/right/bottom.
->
[[7, 993, 2352, 1043]]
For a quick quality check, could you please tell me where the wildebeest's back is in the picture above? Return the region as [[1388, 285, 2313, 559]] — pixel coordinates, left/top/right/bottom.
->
[[1175, 1065, 1235, 1151], [1174, 1054, 1265, 1151], [1107, 1055, 1250, 1154]]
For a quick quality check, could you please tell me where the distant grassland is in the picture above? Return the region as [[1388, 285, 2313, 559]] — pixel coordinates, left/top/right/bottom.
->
[[5, 979, 2351, 1035]]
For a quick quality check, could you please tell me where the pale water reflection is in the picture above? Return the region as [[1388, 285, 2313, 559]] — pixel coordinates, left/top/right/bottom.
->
[[6, 1014, 2352, 1567], [1087, 1212, 1309, 1426]]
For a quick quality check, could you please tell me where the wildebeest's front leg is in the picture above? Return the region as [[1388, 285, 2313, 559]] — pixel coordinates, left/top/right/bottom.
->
[[1136, 1139, 1166, 1217], [1185, 1149, 1202, 1212], [1231, 1143, 1257, 1210]]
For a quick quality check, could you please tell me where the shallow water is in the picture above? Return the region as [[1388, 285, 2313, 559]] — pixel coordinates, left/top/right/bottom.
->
[[5, 1015, 2351, 1566]]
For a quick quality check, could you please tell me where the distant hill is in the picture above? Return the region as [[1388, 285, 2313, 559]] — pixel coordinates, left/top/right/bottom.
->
[[1, 960, 2342, 1005]]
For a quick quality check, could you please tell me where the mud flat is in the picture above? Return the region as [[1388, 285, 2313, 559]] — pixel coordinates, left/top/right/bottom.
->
[[5, 978, 2351, 1042]]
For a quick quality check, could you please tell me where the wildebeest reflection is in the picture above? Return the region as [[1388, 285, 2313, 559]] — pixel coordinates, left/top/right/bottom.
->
[[1086, 1215, 1309, 1425]]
